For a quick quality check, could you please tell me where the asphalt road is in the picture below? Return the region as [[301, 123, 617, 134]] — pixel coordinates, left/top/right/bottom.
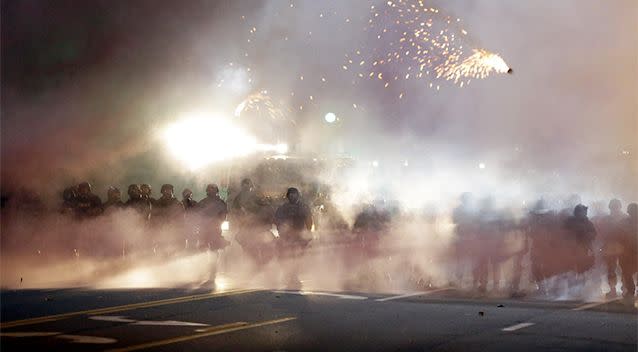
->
[[1, 287, 636, 351]]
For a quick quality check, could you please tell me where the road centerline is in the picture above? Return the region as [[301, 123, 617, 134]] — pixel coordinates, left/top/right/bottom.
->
[[375, 288, 453, 302], [273, 290, 368, 300], [106, 317, 297, 352], [1, 289, 260, 329], [571, 297, 623, 311]]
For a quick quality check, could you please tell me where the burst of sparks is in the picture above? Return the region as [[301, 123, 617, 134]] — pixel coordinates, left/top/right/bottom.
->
[[435, 49, 510, 83], [234, 91, 286, 121], [344, 0, 509, 89]]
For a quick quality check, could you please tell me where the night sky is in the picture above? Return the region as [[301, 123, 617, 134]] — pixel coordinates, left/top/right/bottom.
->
[[2, 0, 636, 202]]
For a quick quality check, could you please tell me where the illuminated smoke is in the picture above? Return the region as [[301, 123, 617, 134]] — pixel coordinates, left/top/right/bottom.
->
[[234, 90, 288, 121]]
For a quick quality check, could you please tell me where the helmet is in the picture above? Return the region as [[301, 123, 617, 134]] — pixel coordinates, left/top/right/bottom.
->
[[627, 203, 638, 218], [107, 186, 121, 199], [574, 204, 588, 217], [62, 187, 77, 202], [140, 184, 152, 194], [286, 187, 299, 198], [608, 199, 622, 211], [206, 184, 219, 197], [532, 198, 549, 214], [286, 187, 300, 203], [78, 181, 91, 193], [128, 184, 141, 196], [182, 188, 193, 199]]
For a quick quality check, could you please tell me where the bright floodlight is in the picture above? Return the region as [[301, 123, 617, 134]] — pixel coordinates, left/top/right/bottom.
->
[[274, 143, 288, 154], [162, 112, 258, 170], [478, 162, 486, 169], [324, 112, 336, 123]]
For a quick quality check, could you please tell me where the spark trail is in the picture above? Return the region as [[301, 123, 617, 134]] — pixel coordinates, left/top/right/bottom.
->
[[344, 0, 510, 91]]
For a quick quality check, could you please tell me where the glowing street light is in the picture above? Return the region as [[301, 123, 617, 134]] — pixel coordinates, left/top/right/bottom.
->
[[324, 112, 337, 123]]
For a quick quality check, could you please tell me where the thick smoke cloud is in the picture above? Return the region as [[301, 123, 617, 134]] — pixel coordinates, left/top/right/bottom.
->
[[1, 1, 636, 292], [2, 0, 636, 200]]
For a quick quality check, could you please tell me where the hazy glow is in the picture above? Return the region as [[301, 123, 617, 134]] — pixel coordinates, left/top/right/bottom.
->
[[324, 112, 337, 123], [161, 113, 288, 170], [162, 113, 258, 170]]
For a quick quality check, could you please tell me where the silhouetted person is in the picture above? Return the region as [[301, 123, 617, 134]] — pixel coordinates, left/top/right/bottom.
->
[[353, 199, 391, 235], [232, 178, 259, 215], [451, 192, 476, 287], [74, 182, 103, 219], [180, 188, 198, 251], [274, 187, 313, 288], [140, 183, 157, 207], [472, 197, 504, 293], [125, 184, 151, 219], [525, 199, 559, 294], [559, 194, 582, 219], [181, 188, 198, 210], [198, 184, 229, 251], [197, 183, 230, 289], [103, 187, 125, 210], [60, 186, 78, 216], [563, 204, 597, 277], [275, 187, 313, 245], [154, 184, 184, 220], [618, 203, 637, 298], [597, 199, 628, 297]]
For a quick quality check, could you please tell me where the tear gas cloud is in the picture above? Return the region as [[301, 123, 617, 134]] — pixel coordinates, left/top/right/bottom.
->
[[1, 0, 636, 295]]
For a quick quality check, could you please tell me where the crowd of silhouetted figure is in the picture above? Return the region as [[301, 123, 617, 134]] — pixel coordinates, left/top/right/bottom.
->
[[1, 179, 636, 297]]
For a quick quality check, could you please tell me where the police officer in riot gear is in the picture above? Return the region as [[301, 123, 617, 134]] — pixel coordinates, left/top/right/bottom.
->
[[618, 203, 637, 298], [198, 184, 230, 250], [60, 186, 78, 215], [74, 182, 103, 218], [181, 188, 198, 210], [140, 184, 157, 207], [232, 178, 259, 215], [274, 187, 313, 288], [275, 187, 313, 245], [563, 204, 597, 290], [104, 187, 125, 210], [598, 199, 628, 297], [126, 184, 151, 219], [196, 183, 230, 289], [155, 184, 183, 215]]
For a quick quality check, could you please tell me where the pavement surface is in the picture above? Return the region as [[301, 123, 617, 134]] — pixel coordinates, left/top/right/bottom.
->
[[1, 286, 636, 351]]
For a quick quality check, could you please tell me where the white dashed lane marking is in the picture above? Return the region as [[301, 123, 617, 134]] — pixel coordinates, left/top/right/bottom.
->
[[502, 322, 535, 332]]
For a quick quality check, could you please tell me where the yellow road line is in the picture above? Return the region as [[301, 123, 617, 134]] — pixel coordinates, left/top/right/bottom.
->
[[1, 289, 259, 329], [571, 297, 623, 311], [375, 288, 454, 302], [195, 321, 248, 333], [107, 317, 297, 352]]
